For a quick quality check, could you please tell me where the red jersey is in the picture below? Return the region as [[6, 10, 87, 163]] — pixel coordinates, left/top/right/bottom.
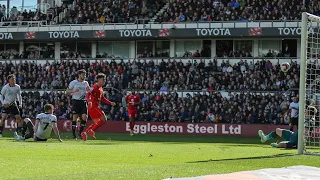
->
[[126, 94, 141, 110], [86, 84, 112, 107]]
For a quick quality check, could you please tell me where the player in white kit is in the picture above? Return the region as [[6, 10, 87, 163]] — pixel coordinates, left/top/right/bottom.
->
[[14, 104, 62, 142], [34, 104, 62, 142], [66, 69, 90, 139], [0, 74, 23, 137], [289, 97, 299, 131]]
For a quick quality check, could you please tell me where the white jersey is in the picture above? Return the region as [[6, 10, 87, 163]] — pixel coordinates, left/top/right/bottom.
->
[[0, 84, 22, 106], [35, 113, 57, 139], [68, 80, 89, 100], [289, 102, 299, 118]]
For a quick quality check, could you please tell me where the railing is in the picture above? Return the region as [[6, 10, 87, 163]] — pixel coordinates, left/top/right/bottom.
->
[[0, 20, 48, 27], [0, 57, 301, 66], [0, 20, 307, 32]]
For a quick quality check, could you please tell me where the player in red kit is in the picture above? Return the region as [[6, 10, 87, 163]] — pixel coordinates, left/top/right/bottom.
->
[[126, 91, 141, 136], [81, 73, 116, 141]]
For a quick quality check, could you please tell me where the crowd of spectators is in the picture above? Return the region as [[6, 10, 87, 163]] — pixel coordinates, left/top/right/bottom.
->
[[3, 0, 319, 25], [0, 58, 300, 91], [124, 90, 295, 124], [0, 0, 320, 24], [216, 49, 288, 58], [1, 0, 167, 24], [156, 0, 316, 23], [61, 0, 167, 24], [0, 58, 303, 125], [13, 88, 295, 126]]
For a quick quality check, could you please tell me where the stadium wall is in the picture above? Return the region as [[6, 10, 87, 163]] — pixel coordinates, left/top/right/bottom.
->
[[4, 119, 288, 137]]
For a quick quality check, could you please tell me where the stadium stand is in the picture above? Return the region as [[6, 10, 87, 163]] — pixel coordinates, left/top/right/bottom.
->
[[155, 0, 314, 23], [1, 0, 317, 24], [18, 87, 294, 125], [68, 0, 166, 24], [0, 59, 299, 91], [0, 59, 298, 124], [0, 0, 167, 24]]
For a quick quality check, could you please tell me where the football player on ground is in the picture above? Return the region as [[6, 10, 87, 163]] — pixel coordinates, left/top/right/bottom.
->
[[81, 73, 116, 141], [14, 104, 62, 142], [126, 91, 141, 136], [66, 69, 90, 139], [258, 105, 317, 148], [0, 74, 23, 137]]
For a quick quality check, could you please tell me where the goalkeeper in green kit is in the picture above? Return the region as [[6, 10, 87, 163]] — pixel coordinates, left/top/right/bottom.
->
[[258, 105, 318, 148]]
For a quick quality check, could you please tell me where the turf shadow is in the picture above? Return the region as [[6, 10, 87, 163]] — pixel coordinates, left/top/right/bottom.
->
[[0, 132, 268, 146], [186, 153, 295, 163], [84, 142, 121, 146], [94, 133, 262, 145], [219, 144, 269, 148]]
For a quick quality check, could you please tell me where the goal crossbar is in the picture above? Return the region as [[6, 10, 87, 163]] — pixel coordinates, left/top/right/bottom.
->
[[306, 12, 320, 24]]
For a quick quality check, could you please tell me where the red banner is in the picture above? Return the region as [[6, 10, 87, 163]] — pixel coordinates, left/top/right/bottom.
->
[[4, 119, 290, 137]]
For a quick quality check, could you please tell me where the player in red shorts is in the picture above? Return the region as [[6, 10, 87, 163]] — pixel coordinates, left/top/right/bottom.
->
[[81, 73, 116, 141], [126, 91, 141, 136]]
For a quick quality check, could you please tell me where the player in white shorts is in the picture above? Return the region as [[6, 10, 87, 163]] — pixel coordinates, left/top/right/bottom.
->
[[0, 74, 23, 137], [14, 104, 62, 142], [66, 69, 90, 139]]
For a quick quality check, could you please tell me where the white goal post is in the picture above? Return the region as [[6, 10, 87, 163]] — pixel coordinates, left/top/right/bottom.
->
[[298, 12, 320, 155]]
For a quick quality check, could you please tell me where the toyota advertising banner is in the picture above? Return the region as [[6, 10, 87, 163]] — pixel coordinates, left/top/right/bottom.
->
[[0, 27, 313, 41], [3, 119, 291, 137]]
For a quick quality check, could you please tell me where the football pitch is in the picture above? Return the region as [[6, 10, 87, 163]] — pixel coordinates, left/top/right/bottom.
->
[[0, 133, 320, 180]]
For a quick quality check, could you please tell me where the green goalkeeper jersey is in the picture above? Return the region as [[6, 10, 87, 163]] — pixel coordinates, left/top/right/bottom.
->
[[289, 131, 298, 145]]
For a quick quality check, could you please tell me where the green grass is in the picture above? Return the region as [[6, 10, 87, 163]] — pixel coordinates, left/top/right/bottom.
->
[[0, 133, 320, 180]]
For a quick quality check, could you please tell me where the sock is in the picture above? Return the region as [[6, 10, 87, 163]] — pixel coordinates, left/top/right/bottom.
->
[[130, 121, 135, 131], [72, 121, 77, 137], [91, 120, 105, 132], [0, 126, 3, 134], [24, 121, 34, 139], [266, 131, 277, 141], [79, 120, 86, 134]]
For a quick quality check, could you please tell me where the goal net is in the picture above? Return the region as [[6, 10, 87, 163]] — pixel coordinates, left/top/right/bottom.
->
[[298, 12, 320, 155]]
